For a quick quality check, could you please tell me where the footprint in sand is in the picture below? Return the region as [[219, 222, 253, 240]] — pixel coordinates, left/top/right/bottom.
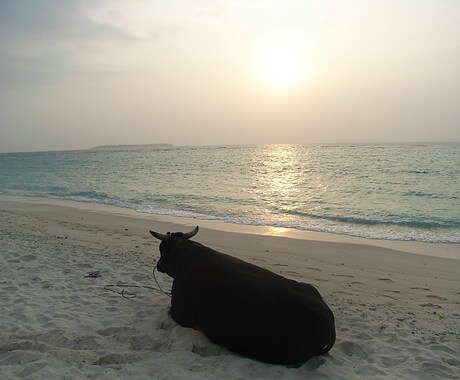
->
[[19, 362, 48, 378], [381, 294, 398, 300], [426, 295, 447, 301], [97, 326, 139, 337], [420, 303, 442, 308], [132, 273, 147, 282], [339, 341, 369, 359], [93, 353, 139, 366], [378, 278, 395, 283], [20, 254, 37, 262], [335, 290, 353, 295], [192, 343, 225, 357], [130, 335, 167, 351], [333, 274, 355, 278], [380, 355, 408, 367]]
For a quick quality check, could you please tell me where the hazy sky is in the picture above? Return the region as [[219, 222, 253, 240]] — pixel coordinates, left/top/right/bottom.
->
[[1, 0, 459, 152]]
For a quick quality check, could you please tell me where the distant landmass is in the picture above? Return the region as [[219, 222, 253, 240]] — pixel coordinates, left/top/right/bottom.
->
[[89, 144, 174, 151]]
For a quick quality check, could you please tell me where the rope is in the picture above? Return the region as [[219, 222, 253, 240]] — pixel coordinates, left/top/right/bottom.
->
[[103, 265, 172, 299], [152, 264, 172, 298]]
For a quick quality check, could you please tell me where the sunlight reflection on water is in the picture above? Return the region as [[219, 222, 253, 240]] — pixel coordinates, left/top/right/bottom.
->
[[1, 143, 459, 242]]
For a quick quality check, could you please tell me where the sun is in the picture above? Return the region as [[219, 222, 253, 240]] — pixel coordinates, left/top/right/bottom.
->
[[258, 44, 303, 89]]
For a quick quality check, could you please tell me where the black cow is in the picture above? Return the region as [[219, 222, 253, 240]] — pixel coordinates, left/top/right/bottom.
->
[[150, 226, 335, 365]]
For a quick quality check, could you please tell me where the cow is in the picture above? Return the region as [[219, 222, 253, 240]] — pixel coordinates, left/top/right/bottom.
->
[[150, 226, 336, 366]]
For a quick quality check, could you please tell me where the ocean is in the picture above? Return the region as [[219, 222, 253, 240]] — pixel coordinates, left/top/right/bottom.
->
[[1, 143, 459, 243]]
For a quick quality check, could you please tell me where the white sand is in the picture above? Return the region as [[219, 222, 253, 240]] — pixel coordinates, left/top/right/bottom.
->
[[1, 195, 459, 379]]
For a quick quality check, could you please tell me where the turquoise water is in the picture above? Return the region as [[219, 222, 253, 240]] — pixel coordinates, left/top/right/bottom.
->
[[1, 143, 459, 243]]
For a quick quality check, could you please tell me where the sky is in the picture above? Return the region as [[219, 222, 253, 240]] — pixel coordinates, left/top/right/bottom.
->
[[1, 0, 459, 153]]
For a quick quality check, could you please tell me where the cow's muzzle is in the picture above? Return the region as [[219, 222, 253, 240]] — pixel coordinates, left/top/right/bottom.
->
[[156, 259, 166, 273]]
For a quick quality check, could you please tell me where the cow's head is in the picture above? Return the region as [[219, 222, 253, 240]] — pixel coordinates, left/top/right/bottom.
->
[[149, 226, 199, 277]]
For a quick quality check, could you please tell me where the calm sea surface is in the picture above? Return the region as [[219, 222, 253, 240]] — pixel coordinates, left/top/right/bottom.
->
[[1, 143, 459, 243]]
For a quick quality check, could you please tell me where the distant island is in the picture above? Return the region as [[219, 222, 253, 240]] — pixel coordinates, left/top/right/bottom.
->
[[89, 144, 174, 151]]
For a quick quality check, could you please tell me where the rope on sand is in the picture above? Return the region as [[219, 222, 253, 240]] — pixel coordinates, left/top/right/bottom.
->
[[103, 265, 172, 299]]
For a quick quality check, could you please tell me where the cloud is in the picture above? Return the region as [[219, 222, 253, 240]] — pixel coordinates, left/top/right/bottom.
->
[[0, 0, 139, 87], [0, 0, 138, 41]]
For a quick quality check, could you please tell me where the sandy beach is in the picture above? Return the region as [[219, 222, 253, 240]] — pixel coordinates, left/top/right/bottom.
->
[[1, 195, 459, 379]]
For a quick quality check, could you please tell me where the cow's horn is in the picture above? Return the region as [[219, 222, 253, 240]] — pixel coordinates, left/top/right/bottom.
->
[[182, 226, 199, 239], [149, 230, 170, 241]]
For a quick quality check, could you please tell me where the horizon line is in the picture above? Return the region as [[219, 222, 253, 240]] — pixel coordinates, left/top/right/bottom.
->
[[1, 140, 459, 155]]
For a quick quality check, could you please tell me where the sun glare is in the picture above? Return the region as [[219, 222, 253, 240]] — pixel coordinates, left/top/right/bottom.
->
[[257, 44, 304, 89]]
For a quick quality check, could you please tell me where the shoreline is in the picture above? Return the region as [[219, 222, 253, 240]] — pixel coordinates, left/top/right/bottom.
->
[[1, 194, 458, 260], [1, 194, 459, 379]]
